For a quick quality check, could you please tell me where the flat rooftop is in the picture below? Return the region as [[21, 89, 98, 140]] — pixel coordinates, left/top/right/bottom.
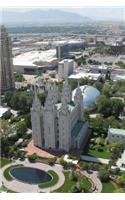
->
[[0, 106, 10, 118], [68, 72, 101, 80], [59, 59, 73, 64], [109, 128, 125, 136], [13, 49, 56, 67]]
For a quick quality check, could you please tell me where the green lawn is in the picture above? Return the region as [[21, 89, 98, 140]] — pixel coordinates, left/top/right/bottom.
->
[[87, 146, 111, 159], [0, 159, 12, 168], [3, 164, 23, 181], [55, 171, 92, 193], [102, 181, 116, 193], [84, 136, 111, 159], [39, 170, 59, 189]]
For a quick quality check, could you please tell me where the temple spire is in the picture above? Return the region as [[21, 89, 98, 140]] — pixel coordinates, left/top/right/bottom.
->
[[74, 82, 83, 108], [61, 79, 71, 104], [32, 85, 42, 111]]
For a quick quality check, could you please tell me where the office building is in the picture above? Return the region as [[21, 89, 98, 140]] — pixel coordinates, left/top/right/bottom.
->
[[0, 25, 15, 93], [58, 59, 74, 79]]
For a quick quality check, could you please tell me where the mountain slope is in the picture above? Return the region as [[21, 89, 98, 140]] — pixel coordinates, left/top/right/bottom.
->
[[2, 9, 91, 26]]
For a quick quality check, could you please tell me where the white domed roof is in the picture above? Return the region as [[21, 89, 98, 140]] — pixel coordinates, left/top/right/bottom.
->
[[72, 85, 100, 109]]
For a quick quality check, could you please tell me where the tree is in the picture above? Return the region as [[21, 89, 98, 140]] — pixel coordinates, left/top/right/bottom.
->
[[28, 153, 37, 162], [14, 72, 25, 82], [99, 166, 110, 182], [96, 95, 112, 117], [0, 120, 10, 138], [109, 141, 125, 160], [116, 174, 125, 187], [104, 116, 121, 131], [69, 171, 77, 182], [4, 91, 13, 107], [5, 90, 33, 114], [102, 83, 112, 97], [16, 121, 27, 137], [111, 98, 124, 118], [93, 81, 103, 92], [24, 113, 31, 128], [76, 181, 84, 192], [48, 157, 57, 165], [79, 161, 89, 171], [89, 114, 104, 134]]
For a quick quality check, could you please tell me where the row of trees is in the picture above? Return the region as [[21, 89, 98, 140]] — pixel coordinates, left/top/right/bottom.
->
[[4, 90, 48, 114], [0, 118, 31, 158], [88, 115, 125, 135], [95, 95, 124, 118], [5, 91, 33, 114]]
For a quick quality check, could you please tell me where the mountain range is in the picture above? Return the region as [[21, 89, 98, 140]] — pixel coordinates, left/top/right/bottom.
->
[[1, 9, 92, 26]]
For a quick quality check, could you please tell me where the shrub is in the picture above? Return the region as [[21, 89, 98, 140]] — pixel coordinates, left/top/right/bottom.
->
[[28, 153, 37, 163], [48, 157, 57, 165]]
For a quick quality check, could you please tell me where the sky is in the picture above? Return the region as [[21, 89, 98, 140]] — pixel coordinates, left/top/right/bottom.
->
[[1, 7, 125, 21], [63, 7, 125, 21]]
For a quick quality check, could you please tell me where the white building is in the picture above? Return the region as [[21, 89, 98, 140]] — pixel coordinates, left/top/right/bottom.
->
[[108, 128, 125, 144], [31, 80, 88, 152], [0, 106, 11, 119], [58, 59, 74, 79], [72, 85, 100, 109], [13, 49, 57, 74]]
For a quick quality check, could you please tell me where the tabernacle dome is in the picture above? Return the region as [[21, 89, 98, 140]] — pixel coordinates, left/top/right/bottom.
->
[[72, 85, 100, 109]]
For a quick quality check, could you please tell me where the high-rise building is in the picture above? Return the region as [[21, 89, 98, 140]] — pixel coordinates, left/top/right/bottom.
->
[[31, 80, 88, 152], [0, 25, 15, 94], [58, 59, 74, 79], [56, 42, 69, 61]]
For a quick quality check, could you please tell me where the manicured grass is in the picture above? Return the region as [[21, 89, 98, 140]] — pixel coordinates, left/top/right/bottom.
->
[[87, 146, 111, 159], [0, 185, 17, 193], [0, 159, 12, 168], [3, 164, 23, 181], [39, 170, 59, 189], [55, 171, 92, 193], [102, 181, 116, 193], [84, 137, 111, 159]]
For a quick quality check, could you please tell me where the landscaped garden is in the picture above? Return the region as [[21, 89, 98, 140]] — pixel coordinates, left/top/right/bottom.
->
[[0, 158, 12, 168], [39, 170, 59, 188], [55, 171, 92, 193], [101, 181, 116, 193], [3, 164, 23, 181], [84, 132, 111, 159]]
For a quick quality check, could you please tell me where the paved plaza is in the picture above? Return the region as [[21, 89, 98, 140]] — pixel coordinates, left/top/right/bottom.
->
[[1, 160, 65, 193]]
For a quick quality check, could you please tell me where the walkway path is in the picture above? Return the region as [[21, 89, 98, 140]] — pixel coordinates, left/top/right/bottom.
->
[[81, 170, 102, 193], [1, 159, 103, 193], [81, 155, 110, 164], [1, 160, 65, 193]]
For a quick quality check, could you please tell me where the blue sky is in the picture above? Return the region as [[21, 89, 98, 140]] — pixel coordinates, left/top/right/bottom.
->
[[1, 7, 125, 21]]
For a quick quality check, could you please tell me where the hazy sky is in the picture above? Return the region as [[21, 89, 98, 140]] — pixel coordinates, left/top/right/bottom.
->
[[63, 7, 125, 21], [1, 7, 125, 21]]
